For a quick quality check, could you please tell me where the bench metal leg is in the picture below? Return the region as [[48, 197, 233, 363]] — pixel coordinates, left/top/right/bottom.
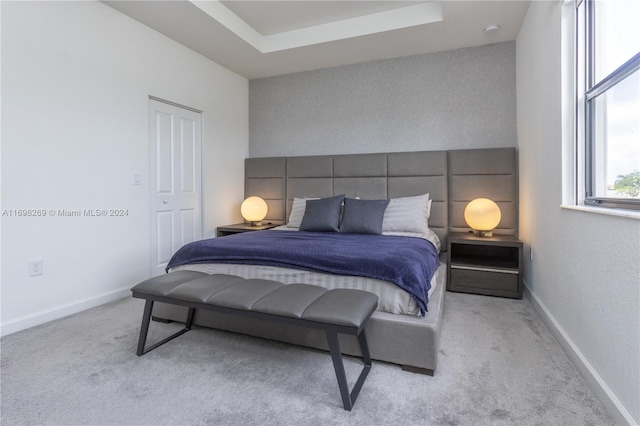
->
[[151, 316, 173, 324], [325, 330, 372, 411], [136, 299, 195, 356]]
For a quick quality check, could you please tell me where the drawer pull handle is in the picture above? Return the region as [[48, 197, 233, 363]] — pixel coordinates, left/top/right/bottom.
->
[[451, 265, 519, 274]]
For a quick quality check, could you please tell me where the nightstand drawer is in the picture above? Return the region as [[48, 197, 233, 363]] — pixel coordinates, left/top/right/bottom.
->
[[449, 268, 519, 298]]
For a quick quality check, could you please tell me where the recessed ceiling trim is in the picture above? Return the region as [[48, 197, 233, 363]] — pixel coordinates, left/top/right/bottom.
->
[[192, 0, 265, 51], [262, 2, 443, 52], [191, 1, 443, 54]]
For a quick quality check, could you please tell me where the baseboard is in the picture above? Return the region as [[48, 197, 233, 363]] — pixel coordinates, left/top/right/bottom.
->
[[524, 281, 637, 426], [0, 287, 131, 337]]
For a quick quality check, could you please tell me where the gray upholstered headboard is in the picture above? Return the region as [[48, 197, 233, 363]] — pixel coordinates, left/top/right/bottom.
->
[[245, 148, 517, 243]]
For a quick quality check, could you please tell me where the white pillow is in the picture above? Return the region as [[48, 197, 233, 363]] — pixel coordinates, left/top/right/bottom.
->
[[287, 197, 319, 228], [381, 194, 430, 234]]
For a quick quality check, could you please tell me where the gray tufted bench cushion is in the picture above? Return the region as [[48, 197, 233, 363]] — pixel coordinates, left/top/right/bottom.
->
[[131, 271, 378, 410]]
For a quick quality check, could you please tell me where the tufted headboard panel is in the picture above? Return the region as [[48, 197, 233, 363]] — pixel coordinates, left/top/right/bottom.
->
[[447, 148, 518, 235], [245, 148, 517, 243]]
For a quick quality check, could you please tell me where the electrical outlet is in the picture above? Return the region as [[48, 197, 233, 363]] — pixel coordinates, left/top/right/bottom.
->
[[28, 258, 43, 277]]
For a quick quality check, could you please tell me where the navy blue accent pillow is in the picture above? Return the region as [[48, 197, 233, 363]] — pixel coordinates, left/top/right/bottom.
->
[[340, 198, 390, 234], [299, 195, 345, 232]]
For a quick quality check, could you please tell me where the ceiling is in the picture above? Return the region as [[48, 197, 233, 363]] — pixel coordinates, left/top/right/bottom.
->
[[104, 0, 530, 80]]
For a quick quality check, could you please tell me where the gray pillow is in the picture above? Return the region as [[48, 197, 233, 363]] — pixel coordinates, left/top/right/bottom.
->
[[340, 198, 390, 234], [299, 195, 345, 232]]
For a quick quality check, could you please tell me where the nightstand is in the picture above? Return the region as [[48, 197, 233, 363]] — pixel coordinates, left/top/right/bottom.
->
[[216, 222, 278, 237], [447, 232, 523, 299]]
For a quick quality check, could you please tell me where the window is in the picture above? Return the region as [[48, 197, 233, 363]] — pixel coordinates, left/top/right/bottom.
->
[[577, 0, 640, 210]]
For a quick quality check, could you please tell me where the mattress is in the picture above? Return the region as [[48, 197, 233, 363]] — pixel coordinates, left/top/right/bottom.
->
[[171, 262, 443, 316]]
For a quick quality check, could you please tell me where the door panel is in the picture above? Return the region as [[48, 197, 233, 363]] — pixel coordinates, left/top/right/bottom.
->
[[155, 210, 174, 267], [180, 209, 196, 246], [180, 118, 196, 194], [150, 99, 202, 276], [156, 112, 174, 194]]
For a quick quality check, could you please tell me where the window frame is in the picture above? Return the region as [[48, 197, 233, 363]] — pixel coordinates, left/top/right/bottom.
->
[[577, 0, 640, 211]]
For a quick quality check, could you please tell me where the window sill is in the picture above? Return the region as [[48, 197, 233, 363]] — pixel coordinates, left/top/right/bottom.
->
[[561, 204, 640, 220]]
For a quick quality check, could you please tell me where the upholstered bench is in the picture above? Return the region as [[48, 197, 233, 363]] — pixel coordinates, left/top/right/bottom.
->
[[131, 271, 378, 410]]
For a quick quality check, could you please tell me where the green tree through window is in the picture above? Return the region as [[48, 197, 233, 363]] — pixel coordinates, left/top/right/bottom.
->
[[614, 170, 640, 198]]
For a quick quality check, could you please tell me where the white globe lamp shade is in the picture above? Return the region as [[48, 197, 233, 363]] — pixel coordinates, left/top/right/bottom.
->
[[464, 198, 501, 237], [241, 196, 268, 226]]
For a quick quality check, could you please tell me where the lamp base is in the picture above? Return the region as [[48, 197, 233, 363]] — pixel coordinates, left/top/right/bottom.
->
[[473, 230, 493, 237], [249, 221, 263, 226]]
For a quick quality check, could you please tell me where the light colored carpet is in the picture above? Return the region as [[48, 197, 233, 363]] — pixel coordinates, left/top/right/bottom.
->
[[1, 291, 613, 425]]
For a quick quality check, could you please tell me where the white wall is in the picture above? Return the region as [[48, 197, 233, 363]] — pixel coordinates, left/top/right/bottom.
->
[[516, 2, 639, 424], [1, 1, 248, 335]]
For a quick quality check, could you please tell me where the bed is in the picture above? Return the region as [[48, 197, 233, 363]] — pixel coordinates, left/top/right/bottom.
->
[[152, 148, 518, 374]]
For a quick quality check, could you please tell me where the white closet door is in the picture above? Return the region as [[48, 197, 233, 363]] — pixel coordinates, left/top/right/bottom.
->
[[149, 99, 202, 276]]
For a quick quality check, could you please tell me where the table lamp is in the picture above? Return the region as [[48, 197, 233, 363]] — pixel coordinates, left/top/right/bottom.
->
[[241, 196, 268, 226], [464, 198, 501, 237]]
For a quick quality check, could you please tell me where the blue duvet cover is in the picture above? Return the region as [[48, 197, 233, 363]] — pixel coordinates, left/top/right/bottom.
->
[[167, 230, 439, 315]]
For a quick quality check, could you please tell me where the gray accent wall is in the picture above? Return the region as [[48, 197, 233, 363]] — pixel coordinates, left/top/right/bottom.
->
[[250, 41, 516, 157]]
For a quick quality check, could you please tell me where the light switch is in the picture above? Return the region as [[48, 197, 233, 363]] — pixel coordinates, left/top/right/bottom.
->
[[29, 258, 43, 277]]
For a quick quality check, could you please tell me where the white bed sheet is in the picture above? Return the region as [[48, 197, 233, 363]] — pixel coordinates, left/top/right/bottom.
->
[[172, 262, 444, 316]]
